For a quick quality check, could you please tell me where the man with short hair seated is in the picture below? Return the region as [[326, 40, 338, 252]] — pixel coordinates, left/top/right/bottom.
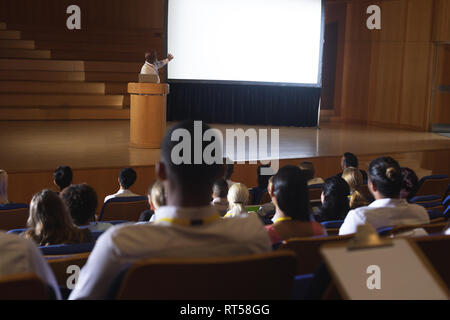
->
[[0, 232, 61, 299], [61, 184, 112, 232], [104, 167, 141, 203], [69, 120, 271, 300]]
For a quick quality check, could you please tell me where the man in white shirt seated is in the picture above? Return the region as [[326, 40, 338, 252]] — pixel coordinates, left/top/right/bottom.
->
[[69, 120, 271, 300], [0, 232, 61, 299], [140, 50, 173, 83], [104, 168, 141, 203], [339, 157, 429, 235]]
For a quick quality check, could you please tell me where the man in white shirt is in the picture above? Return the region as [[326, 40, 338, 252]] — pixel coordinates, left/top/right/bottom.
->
[[69, 120, 271, 300], [104, 168, 141, 203], [339, 156, 429, 235], [0, 232, 61, 299], [140, 50, 173, 83]]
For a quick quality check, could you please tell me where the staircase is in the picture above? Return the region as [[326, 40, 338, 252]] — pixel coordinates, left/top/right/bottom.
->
[[0, 22, 164, 120]]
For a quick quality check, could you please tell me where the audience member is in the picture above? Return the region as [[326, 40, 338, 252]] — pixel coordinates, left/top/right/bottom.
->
[[53, 166, 73, 192], [21, 189, 92, 246], [249, 164, 273, 205], [0, 231, 61, 299], [211, 178, 229, 217], [339, 157, 429, 235], [400, 167, 419, 200], [299, 161, 324, 185], [104, 168, 140, 202], [256, 176, 276, 219], [0, 169, 8, 205], [265, 166, 326, 245], [337, 152, 368, 183], [69, 120, 271, 300], [224, 183, 250, 218], [315, 176, 350, 222], [61, 184, 112, 232], [138, 180, 166, 222], [342, 167, 369, 209]]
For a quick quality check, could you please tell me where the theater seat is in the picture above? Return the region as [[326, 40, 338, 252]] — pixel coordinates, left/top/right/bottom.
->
[[114, 251, 297, 300], [292, 274, 315, 300], [414, 175, 449, 198], [99, 196, 148, 221], [278, 234, 353, 275], [40, 242, 95, 255], [0, 203, 29, 231], [321, 220, 344, 229], [0, 273, 50, 300]]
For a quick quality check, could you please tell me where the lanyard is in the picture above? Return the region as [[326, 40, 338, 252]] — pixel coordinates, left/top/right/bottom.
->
[[274, 217, 292, 224], [154, 214, 221, 226]]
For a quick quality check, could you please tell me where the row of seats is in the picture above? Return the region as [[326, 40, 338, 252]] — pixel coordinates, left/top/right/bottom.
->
[[0, 196, 147, 231], [1, 232, 448, 300]]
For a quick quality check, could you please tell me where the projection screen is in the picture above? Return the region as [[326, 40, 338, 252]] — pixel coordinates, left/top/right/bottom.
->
[[167, 0, 324, 86]]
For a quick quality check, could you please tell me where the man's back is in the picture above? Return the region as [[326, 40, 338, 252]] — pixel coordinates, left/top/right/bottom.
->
[[69, 205, 271, 300], [0, 232, 61, 299]]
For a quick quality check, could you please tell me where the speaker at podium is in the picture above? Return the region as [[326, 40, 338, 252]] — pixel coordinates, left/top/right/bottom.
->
[[128, 82, 169, 149]]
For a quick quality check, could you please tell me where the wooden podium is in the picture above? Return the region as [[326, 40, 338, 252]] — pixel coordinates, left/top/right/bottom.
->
[[128, 83, 169, 149]]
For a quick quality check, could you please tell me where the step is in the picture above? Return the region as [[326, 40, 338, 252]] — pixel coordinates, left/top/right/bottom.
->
[[0, 59, 142, 73], [0, 48, 51, 59], [51, 50, 144, 62], [0, 30, 21, 40], [0, 23, 6, 30], [35, 40, 162, 53], [0, 39, 35, 49], [0, 81, 107, 94], [0, 94, 126, 108], [0, 107, 130, 120], [0, 70, 139, 82]]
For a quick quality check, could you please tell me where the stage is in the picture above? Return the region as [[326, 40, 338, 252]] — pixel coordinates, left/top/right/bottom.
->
[[1, 120, 449, 207]]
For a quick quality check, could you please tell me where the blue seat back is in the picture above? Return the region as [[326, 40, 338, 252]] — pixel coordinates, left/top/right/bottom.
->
[[321, 220, 344, 229], [292, 274, 315, 300], [40, 242, 95, 255], [377, 226, 394, 236], [0, 203, 29, 210]]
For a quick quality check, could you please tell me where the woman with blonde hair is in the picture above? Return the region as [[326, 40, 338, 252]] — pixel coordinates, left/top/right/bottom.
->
[[0, 170, 8, 205], [224, 183, 249, 218], [22, 189, 92, 246], [342, 167, 369, 209]]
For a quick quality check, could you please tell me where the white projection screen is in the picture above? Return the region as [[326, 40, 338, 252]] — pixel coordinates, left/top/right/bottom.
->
[[167, 0, 324, 86]]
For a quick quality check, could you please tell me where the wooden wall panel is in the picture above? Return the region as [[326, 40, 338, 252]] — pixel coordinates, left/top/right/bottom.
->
[[433, 0, 450, 41], [338, 0, 448, 131], [368, 42, 403, 125], [0, 0, 165, 30], [399, 43, 433, 128], [340, 42, 371, 122]]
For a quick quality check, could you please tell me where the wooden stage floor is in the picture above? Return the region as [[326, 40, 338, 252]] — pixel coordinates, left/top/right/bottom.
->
[[1, 120, 449, 205], [1, 120, 449, 173]]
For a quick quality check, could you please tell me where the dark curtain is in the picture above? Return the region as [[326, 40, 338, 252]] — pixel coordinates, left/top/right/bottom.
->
[[167, 82, 321, 127]]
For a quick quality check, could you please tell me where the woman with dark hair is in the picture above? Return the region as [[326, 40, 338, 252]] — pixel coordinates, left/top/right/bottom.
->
[[317, 176, 350, 222], [339, 157, 429, 235], [265, 166, 326, 244], [400, 167, 419, 200], [21, 189, 92, 246]]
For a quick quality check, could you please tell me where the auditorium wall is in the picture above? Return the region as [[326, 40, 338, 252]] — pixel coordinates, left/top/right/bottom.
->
[[334, 0, 450, 131], [0, 0, 165, 29]]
